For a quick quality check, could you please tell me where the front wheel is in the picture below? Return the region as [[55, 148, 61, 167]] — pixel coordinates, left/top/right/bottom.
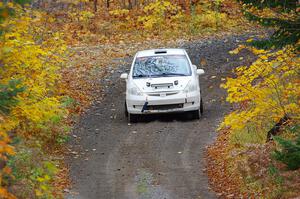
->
[[128, 113, 138, 123], [191, 98, 204, 119], [125, 101, 128, 117], [200, 98, 204, 115]]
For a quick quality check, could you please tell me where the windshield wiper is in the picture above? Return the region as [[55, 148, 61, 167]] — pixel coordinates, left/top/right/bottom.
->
[[133, 74, 149, 78], [161, 73, 187, 76], [133, 73, 187, 78]]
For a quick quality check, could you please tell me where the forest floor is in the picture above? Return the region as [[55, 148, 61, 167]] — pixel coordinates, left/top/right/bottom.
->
[[64, 32, 263, 199]]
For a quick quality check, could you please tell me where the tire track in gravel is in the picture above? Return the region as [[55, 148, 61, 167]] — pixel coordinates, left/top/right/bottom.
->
[[66, 34, 257, 199]]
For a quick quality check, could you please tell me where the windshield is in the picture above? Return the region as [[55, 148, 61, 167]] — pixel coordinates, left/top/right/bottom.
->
[[132, 55, 191, 78]]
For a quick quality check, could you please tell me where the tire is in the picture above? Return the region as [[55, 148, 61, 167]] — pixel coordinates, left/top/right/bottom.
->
[[200, 98, 204, 115], [192, 109, 200, 120], [125, 101, 128, 117], [191, 98, 204, 120], [128, 113, 138, 123]]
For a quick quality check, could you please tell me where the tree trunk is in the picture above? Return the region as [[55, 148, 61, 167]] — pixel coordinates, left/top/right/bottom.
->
[[178, 0, 191, 15], [178, 0, 185, 9], [128, 0, 133, 9], [121, 0, 126, 9], [93, 0, 97, 13], [106, 0, 110, 9], [266, 115, 289, 142], [185, 0, 191, 15]]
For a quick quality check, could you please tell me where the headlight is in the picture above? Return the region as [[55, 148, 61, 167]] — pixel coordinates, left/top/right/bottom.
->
[[129, 84, 143, 96], [184, 81, 198, 93]]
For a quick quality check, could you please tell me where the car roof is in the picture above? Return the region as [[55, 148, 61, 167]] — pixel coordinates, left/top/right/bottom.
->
[[136, 48, 186, 57]]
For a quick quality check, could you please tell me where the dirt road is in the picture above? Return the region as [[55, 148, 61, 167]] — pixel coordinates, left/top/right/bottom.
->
[[66, 35, 254, 199]]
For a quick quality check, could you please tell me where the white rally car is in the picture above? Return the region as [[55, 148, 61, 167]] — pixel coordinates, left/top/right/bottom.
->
[[120, 49, 205, 122]]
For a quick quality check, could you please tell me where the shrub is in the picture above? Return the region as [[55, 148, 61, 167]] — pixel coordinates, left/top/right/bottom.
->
[[0, 2, 68, 198], [273, 125, 300, 170], [0, 80, 25, 114], [7, 141, 58, 199]]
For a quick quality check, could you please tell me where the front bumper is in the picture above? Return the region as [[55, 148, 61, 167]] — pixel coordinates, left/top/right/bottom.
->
[[126, 91, 200, 114]]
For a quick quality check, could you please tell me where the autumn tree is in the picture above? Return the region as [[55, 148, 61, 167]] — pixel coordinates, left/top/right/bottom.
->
[[239, 0, 299, 48], [1, 0, 69, 198], [220, 0, 300, 175]]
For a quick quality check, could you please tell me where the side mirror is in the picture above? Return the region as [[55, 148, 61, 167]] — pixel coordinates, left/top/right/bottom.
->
[[196, 69, 205, 75], [120, 73, 128, 79], [192, 64, 197, 70]]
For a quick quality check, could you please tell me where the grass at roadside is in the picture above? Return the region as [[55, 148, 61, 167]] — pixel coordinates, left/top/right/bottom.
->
[[207, 128, 300, 198]]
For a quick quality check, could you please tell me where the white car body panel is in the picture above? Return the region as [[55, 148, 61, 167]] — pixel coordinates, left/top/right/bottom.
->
[[122, 48, 203, 115]]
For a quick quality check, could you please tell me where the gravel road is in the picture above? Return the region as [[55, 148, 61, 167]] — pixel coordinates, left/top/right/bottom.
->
[[66, 34, 255, 199]]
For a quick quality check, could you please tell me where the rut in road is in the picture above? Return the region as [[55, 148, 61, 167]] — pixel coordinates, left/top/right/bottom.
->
[[67, 35, 255, 199]]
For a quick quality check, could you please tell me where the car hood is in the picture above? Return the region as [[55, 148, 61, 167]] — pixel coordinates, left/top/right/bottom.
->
[[132, 76, 191, 93]]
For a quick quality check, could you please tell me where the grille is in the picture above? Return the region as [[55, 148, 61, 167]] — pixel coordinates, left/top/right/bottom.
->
[[147, 91, 179, 97], [166, 92, 178, 96], [147, 104, 183, 110], [151, 83, 173, 88]]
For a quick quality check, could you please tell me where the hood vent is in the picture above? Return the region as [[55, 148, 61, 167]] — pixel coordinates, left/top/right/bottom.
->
[[154, 50, 167, 54]]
